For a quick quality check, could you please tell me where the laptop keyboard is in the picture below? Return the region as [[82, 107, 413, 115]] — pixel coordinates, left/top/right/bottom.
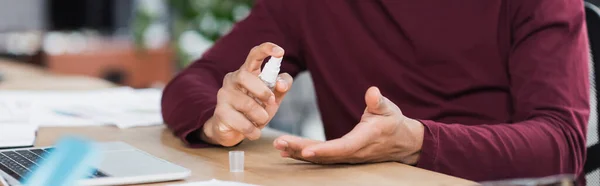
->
[[0, 147, 108, 182]]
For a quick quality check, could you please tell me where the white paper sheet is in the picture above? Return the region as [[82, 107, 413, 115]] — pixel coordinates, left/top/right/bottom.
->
[[0, 123, 37, 148], [0, 87, 164, 128], [0, 100, 37, 148]]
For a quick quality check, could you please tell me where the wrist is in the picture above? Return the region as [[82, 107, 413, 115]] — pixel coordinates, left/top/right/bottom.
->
[[402, 118, 425, 165]]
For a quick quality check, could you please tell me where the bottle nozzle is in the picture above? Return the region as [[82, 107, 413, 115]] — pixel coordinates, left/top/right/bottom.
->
[[259, 56, 283, 88]]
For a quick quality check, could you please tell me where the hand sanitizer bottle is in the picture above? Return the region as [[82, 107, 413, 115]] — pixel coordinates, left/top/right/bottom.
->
[[258, 56, 283, 89]]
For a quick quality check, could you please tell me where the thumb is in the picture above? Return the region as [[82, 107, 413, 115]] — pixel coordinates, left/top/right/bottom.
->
[[365, 86, 393, 115]]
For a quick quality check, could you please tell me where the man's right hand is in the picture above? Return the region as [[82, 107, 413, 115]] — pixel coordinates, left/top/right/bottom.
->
[[200, 42, 294, 147]]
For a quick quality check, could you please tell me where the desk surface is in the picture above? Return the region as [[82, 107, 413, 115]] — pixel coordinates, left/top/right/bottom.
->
[[37, 126, 475, 186], [1, 59, 475, 185]]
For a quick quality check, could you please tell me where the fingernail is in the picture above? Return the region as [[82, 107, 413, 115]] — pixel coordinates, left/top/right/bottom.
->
[[272, 46, 284, 55], [375, 87, 383, 103], [281, 151, 290, 158], [268, 95, 276, 105], [277, 78, 288, 91], [303, 151, 315, 158], [278, 140, 288, 147]]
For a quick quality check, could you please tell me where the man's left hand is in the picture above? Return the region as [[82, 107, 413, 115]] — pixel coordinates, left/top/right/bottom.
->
[[273, 86, 425, 165]]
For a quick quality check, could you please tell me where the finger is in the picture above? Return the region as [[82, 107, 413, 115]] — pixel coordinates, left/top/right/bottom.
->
[[280, 151, 291, 158], [219, 89, 270, 126], [302, 123, 376, 158], [273, 73, 294, 104], [287, 154, 346, 165], [274, 135, 321, 156], [242, 42, 285, 72], [232, 70, 276, 104], [262, 73, 294, 118], [275, 142, 347, 164], [214, 104, 261, 140], [273, 138, 288, 151], [365, 86, 393, 116]]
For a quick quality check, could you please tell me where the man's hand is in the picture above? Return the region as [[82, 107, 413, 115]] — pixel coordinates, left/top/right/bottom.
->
[[202, 42, 294, 147], [273, 87, 424, 164]]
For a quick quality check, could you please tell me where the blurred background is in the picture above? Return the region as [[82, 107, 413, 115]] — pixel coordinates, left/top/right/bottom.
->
[[0, 0, 599, 184], [0, 0, 325, 140], [0, 0, 599, 164]]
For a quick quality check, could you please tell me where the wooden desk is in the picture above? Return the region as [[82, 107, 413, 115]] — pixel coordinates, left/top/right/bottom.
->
[[1, 59, 475, 185], [36, 126, 475, 186]]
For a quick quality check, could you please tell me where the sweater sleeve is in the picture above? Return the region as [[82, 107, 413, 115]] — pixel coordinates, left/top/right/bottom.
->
[[161, 0, 304, 147], [416, 0, 589, 181]]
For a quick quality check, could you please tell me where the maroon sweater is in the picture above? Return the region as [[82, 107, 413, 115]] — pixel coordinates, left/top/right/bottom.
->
[[161, 0, 589, 181]]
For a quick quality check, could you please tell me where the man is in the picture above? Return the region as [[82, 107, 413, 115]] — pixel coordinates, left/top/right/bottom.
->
[[161, 0, 589, 182]]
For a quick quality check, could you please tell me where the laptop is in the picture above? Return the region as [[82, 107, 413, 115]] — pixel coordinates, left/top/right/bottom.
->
[[0, 141, 191, 186]]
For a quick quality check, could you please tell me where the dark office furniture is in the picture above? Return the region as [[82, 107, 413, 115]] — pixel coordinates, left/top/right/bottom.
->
[[585, 2, 600, 186]]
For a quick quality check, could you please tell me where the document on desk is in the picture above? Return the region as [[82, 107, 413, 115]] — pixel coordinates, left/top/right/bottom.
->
[[0, 100, 37, 148], [0, 123, 37, 148], [0, 87, 164, 128], [168, 179, 258, 186]]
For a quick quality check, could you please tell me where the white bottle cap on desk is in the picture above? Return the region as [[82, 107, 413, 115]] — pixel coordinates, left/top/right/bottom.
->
[[229, 151, 244, 172]]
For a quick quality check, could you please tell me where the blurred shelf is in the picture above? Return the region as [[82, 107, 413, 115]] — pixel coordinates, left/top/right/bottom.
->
[[45, 39, 174, 88], [0, 59, 114, 90]]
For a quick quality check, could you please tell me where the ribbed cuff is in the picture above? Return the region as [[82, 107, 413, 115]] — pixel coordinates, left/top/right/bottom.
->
[[179, 105, 218, 148], [415, 119, 440, 171]]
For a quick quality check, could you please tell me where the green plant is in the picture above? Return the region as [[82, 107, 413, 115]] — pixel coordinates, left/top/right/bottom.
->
[[133, 0, 253, 68]]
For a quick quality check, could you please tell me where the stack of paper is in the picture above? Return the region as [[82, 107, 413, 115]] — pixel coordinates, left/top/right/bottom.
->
[[0, 124, 37, 148], [0, 100, 37, 148], [0, 87, 164, 128]]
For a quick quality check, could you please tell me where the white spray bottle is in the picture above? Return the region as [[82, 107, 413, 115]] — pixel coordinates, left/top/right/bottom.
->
[[258, 56, 283, 89]]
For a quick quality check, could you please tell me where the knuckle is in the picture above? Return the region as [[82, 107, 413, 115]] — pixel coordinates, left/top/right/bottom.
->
[[257, 111, 270, 125], [224, 72, 239, 87], [234, 70, 247, 83], [249, 46, 260, 55], [259, 89, 272, 99], [259, 42, 274, 49], [213, 106, 227, 121], [241, 98, 260, 112], [216, 88, 227, 100], [241, 123, 256, 134], [224, 72, 234, 83], [213, 105, 223, 115], [250, 112, 269, 126]]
